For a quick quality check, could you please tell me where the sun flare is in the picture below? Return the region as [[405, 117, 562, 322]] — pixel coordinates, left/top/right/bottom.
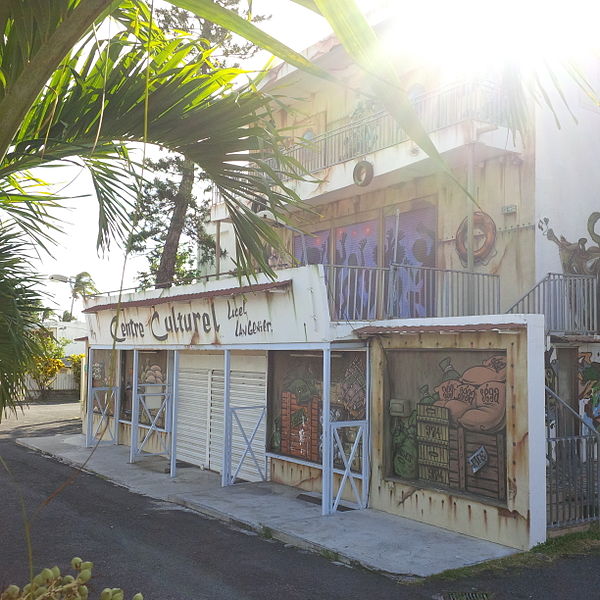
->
[[381, 0, 600, 79]]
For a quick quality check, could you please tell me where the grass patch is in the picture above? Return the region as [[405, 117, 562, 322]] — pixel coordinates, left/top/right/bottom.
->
[[425, 524, 600, 582], [320, 549, 340, 562], [260, 526, 273, 540]]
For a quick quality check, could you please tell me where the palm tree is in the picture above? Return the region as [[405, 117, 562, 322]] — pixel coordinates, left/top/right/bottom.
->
[[68, 272, 99, 318], [0, 1, 313, 418]]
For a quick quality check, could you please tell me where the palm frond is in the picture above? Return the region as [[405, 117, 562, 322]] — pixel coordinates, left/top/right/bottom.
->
[[0, 225, 45, 420]]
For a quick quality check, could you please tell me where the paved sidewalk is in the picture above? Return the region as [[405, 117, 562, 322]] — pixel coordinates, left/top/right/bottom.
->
[[17, 434, 517, 578]]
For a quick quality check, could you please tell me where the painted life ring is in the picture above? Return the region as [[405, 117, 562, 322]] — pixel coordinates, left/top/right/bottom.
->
[[455, 211, 497, 264], [353, 160, 374, 187]]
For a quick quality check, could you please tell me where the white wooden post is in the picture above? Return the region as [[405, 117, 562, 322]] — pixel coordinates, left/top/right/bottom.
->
[[221, 349, 232, 486], [321, 346, 332, 515], [169, 350, 180, 478], [85, 348, 94, 447], [129, 349, 139, 463]]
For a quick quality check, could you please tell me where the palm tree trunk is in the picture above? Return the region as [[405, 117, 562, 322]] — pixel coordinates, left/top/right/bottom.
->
[[155, 158, 195, 288]]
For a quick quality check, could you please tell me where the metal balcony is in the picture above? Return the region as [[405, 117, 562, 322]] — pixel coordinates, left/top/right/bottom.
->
[[211, 81, 509, 207], [325, 264, 500, 322], [271, 81, 508, 178], [507, 273, 599, 335]]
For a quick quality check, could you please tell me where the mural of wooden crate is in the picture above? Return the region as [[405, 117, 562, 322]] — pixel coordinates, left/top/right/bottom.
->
[[418, 442, 449, 467], [417, 404, 450, 485], [448, 427, 507, 501], [417, 404, 450, 445], [418, 464, 450, 486]]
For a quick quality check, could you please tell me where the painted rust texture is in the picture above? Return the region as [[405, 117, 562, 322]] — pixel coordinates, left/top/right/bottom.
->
[[368, 329, 531, 550], [270, 458, 363, 504], [90, 416, 167, 456]]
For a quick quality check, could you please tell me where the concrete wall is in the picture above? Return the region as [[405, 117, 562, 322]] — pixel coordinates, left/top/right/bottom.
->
[[367, 315, 546, 550]]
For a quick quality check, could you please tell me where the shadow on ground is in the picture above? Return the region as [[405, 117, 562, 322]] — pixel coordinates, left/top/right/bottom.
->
[[1, 419, 81, 439]]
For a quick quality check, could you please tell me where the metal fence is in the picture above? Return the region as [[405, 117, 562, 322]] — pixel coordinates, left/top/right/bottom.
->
[[546, 386, 600, 529], [507, 273, 598, 335], [25, 368, 77, 396], [268, 81, 507, 178], [325, 265, 388, 321], [325, 264, 500, 321], [386, 264, 500, 319]]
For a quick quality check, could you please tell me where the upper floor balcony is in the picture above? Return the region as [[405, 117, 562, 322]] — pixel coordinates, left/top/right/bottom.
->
[[274, 80, 513, 178], [211, 80, 522, 217]]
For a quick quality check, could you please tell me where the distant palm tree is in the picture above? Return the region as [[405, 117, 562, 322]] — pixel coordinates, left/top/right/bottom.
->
[[69, 272, 98, 318]]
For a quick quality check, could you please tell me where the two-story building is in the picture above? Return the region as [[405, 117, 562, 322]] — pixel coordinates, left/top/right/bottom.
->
[[83, 22, 600, 550]]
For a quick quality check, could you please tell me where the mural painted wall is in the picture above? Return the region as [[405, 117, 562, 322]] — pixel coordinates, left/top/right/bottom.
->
[[368, 323, 545, 550], [539, 212, 600, 276], [544, 345, 600, 432], [386, 350, 507, 501], [268, 351, 366, 468]]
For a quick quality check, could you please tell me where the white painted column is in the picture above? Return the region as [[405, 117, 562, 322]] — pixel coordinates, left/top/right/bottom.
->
[[221, 349, 232, 486], [85, 347, 94, 448], [129, 349, 140, 464], [321, 346, 332, 515], [527, 314, 547, 547], [169, 350, 180, 478]]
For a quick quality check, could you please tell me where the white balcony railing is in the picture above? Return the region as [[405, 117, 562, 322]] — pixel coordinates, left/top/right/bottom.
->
[[270, 81, 508, 178], [211, 81, 509, 206]]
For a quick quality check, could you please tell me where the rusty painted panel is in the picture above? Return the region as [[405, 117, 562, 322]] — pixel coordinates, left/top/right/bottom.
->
[[368, 329, 532, 550]]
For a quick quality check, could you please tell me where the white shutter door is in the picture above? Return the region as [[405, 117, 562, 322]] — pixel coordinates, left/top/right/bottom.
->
[[176, 368, 209, 467], [208, 370, 224, 472]]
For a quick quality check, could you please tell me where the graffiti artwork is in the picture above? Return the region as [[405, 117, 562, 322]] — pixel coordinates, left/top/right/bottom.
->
[[579, 351, 600, 431], [293, 229, 330, 265], [387, 350, 507, 501], [333, 220, 379, 319], [269, 351, 366, 468], [384, 206, 436, 318], [539, 212, 600, 276]]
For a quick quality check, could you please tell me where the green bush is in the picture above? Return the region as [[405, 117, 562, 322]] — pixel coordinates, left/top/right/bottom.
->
[[69, 354, 86, 392], [0, 558, 143, 600]]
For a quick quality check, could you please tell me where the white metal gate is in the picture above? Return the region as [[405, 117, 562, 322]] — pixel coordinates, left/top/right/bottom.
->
[[85, 348, 120, 447]]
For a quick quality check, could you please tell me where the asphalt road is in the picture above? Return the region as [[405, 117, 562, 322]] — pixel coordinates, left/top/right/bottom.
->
[[2, 401, 600, 600]]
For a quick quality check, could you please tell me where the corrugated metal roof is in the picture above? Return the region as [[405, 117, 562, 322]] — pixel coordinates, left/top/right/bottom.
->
[[550, 334, 600, 344], [83, 280, 291, 314], [353, 323, 527, 337]]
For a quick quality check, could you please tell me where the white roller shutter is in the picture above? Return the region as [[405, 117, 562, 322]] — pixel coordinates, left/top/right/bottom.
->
[[208, 371, 224, 473], [176, 368, 210, 467]]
